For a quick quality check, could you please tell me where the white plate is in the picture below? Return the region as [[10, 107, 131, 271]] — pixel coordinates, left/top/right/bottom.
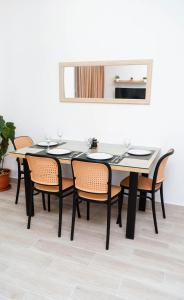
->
[[86, 152, 113, 160], [47, 148, 71, 155], [37, 141, 58, 147], [128, 149, 152, 156], [15, 147, 42, 155]]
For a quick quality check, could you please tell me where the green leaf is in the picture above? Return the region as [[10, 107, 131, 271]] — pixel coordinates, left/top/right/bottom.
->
[[0, 116, 5, 135], [0, 116, 16, 166]]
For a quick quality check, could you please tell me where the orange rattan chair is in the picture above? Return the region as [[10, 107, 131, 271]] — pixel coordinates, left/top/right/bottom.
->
[[25, 153, 77, 237], [120, 149, 174, 234], [70, 158, 122, 250], [13, 136, 34, 205]]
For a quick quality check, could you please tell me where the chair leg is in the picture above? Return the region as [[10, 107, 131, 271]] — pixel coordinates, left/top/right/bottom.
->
[[48, 194, 51, 212], [106, 203, 111, 250], [42, 193, 46, 210], [116, 188, 124, 227], [15, 171, 21, 204], [58, 196, 63, 237], [27, 191, 33, 229], [87, 201, 90, 220], [71, 193, 77, 241], [151, 193, 158, 234], [76, 199, 81, 218], [160, 184, 166, 219], [118, 194, 123, 228]]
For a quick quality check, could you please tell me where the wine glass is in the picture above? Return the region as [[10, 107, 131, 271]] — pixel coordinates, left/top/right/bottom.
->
[[57, 129, 63, 144], [45, 134, 51, 151], [84, 137, 92, 152], [124, 138, 131, 152]]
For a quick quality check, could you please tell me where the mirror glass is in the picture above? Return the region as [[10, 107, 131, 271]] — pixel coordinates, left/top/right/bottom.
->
[[60, 60, 152, 104]]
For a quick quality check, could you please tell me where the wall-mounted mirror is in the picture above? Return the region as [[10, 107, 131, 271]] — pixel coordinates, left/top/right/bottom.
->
[[59, 60, 153, 104]]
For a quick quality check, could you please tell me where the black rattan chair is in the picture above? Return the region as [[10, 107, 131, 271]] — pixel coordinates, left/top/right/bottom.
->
[[13, 136, 33, 205], [25, 153, 79, 237], [70, 158, 122, 250], [119, 149, 174, 233]]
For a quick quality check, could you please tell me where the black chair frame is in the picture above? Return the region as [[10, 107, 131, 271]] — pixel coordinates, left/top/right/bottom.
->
[[26, 153, 81, 237], [70, 158, 123, 250], [120, 149, 174, 234], [13, 137, 43, 207]]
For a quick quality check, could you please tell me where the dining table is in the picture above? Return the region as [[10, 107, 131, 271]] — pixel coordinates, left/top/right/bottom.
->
[[9, 140, 160, 240]]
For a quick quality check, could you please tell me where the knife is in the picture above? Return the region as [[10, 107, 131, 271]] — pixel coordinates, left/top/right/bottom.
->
[[115, 153, 127, 164]]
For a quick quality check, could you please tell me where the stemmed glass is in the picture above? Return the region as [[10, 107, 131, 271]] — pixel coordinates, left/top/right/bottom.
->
[[124, 138, 131, 153], [45, 134, 51, 151], [87, 138, 92, 149], [84, 137, 92, 153], [57, 129, 63, 144]]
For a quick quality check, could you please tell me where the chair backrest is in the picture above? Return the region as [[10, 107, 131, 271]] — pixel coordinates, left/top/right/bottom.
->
[[26, 154, 61, 186], [71, 159, 111, 195], [153, 149, 174, 187], [14, 136, 33, 150]]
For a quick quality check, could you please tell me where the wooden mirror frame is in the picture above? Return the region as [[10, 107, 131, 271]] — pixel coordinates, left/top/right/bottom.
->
[[59, 59, 153, 104]]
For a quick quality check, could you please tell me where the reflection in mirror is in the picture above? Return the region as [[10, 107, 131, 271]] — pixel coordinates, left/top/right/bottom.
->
[[64, 66, 105, 98], [104, 65, 147, 99], [60, 60, 152, 104], [64, 67, 75, 98]]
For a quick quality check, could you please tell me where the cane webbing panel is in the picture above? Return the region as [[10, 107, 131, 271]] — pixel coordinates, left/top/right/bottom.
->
[[156, 150, 173, 183], [14, 136, 33, 150], [26, 155, 59, 185], [35, 177, 73, 193], [121, 176, 161, 191], [72, 160, 109, 194], [78, 185, 120, 201]]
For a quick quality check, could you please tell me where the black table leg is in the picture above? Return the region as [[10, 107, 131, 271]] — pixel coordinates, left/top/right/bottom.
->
[[139, 173, 148, 211], [23, 159, 34, 216], [126, 172, 138, 239]]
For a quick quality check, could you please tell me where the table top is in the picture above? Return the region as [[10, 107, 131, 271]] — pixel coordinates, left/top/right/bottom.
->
[[9, 140, 160, 174]]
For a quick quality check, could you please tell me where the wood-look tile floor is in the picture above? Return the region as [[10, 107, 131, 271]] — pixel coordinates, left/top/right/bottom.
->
[[0, 182, 184, 300]]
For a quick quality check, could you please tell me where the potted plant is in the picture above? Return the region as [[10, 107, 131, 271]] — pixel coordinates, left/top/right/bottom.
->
[[114, 75, 120, 82], [0, 115, 16, 191], [143, 76, 147, 82]]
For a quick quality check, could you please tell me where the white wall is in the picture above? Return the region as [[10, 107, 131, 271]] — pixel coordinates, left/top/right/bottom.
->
[[0, 0, 184, 205]]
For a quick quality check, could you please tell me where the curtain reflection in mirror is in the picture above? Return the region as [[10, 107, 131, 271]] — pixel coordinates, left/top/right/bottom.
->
[[75, 66, 104, 98]]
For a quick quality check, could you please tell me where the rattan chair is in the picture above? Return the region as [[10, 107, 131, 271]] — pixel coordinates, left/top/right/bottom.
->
[[70, 158, 122, 250], [26, 153, 78, 237], [120, 149, 174, 234], [13, 136, 34, 205]]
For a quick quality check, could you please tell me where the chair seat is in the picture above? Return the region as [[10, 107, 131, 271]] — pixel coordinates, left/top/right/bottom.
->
[[120, 176, 161, 192], [34, 178, 74, 193], [78, 185, 121, 201]]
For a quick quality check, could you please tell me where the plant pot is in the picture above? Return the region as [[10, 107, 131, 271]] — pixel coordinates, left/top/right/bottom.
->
[[0, 168, 11, 191]]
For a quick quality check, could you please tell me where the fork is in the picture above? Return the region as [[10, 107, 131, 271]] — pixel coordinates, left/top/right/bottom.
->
[[114, 153, 128, 164], [69, 151, 82, 158], [68, 152, 77, 158]]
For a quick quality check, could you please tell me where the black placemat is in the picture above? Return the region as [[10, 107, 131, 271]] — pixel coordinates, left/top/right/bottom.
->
[[77, 153, 119, 164], [36, 150, 83, 160], [76, 151, 154, 164], [31, 150, 154, 164]]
